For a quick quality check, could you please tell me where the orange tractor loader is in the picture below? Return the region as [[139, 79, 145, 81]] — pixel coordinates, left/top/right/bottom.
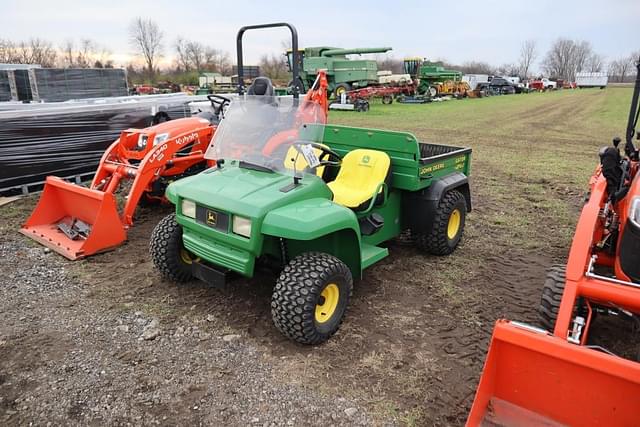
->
[[467, 60, 640, 426], [21, 95, 231, 260]]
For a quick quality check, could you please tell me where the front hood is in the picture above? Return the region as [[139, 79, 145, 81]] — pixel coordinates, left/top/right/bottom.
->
[[167, 164, 332, 217]]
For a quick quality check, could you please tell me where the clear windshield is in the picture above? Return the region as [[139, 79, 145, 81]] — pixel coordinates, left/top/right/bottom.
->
[[204, 95, 326, 175]]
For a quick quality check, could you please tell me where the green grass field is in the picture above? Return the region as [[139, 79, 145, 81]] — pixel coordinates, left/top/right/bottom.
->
[[334, 88, 633, 253]]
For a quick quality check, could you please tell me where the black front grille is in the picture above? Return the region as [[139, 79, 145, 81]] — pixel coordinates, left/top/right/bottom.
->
[[195, 206, 229, 232]]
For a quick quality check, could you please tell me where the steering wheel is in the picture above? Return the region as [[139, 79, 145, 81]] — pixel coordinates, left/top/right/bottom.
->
[[207, 94, 232, 117], [291, 141, 342, 168]]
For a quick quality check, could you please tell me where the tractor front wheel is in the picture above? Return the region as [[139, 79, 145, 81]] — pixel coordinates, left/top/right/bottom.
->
[[149, 213, 197, 282], [539, 265, 566, 331], [334, 83, 351, 99], [271, 252, 353, 344], [415, 190, 466, 255]]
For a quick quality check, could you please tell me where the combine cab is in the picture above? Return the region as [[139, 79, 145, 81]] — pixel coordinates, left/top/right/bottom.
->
[[21, 96, 229, 259], [468, 60, 640, 426]]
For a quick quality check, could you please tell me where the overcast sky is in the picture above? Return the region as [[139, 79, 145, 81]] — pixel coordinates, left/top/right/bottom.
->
[[3, 0, 639, 71]]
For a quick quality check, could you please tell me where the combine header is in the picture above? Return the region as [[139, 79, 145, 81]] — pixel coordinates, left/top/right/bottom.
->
[[467, 60, 640, 426], [21, 96, 229, 259]]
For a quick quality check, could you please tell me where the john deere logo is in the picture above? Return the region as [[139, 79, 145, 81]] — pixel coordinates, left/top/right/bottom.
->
[[362, 155, 370, 164], [206, 210, 217, 226]]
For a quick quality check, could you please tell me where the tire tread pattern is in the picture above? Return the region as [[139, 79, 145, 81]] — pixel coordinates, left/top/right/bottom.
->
[[149, 213, 192, 283], [415, 190, 466, 255], [538, 264, 566, 331], [271, 252, 353, 345]]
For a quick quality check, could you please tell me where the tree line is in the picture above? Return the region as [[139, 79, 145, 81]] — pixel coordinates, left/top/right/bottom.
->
[[1, 17, 638, 85], [378, 39, 638, 82]]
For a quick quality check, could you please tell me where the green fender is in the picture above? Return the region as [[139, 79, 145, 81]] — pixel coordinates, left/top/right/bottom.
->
[[261, 198, 362, 278]]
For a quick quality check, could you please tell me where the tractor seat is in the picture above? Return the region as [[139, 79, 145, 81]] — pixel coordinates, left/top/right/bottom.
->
[[283, 145, 326, 177], [247, 77, 274, 96], [328, 149, 391, 209]]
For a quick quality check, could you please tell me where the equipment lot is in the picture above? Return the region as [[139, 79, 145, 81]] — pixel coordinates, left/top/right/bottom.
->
[[0, 87, 632, 426]]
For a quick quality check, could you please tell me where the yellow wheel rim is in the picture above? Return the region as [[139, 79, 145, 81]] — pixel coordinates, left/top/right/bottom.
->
[[447, 209, 461, 240], [315, 283, 340, 324], [335, 87, 345, 96], [179, 248, 199, 265]]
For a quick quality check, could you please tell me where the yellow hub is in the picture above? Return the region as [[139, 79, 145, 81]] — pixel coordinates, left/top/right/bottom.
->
[[447, 209, 461, 240], [179, 248, 199, 265], [335, 87, 345, 97], [315, 283, 340, 323]]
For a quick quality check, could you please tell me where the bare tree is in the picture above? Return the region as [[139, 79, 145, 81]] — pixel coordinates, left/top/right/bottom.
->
[[129, 17, 163, 74], [258, 54, 288, 80], [13, 38, 57, 67], [497, 63, 520, 77], [376, 54, 403, 74], [174, 37, 191, 71], [542, 38, 602, 80], [186, 41, 206, 72], [459, 61, 495, 75], [587, 52, 605, 73], [0, 39, 18, 63], [519, 40, 537, 78], [203, 48, 231, 74]]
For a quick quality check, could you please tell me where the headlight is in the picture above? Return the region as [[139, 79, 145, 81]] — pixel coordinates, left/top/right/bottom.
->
[[232, 216, 252, 238], [136, 134, 148, 150], [629, 197, 640, 227], [182, 199, 196, 219]]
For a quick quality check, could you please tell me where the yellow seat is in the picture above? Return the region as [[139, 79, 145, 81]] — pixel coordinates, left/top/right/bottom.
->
[[328, 149, 391, 209], [283, 145, 325, 177]]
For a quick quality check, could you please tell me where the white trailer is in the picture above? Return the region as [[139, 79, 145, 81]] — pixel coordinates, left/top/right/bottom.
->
[[576, 72, 608, 88]]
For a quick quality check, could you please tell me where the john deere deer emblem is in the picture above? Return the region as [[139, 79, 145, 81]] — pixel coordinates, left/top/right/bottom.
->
[[206, 210, 217, 226]]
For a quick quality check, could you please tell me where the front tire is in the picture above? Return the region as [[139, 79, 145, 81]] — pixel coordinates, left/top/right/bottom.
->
[[333, 83, 351, 99], [539, 265, 566, 331], [415, 190, 466, 255], [271, 252, 353, 344], [149, 213, 197, 282]]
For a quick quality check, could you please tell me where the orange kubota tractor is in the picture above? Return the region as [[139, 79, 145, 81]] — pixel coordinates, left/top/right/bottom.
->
[[467, 61, 640, 426], [20, 95, 231, 260]]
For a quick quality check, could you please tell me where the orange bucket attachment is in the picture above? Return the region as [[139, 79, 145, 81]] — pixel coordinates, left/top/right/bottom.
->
[[467, 320, 640, 427], [20, 176, 126, 260]]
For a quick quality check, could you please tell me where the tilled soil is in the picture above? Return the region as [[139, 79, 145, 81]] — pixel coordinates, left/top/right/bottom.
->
[[1, 197, 554, 426]]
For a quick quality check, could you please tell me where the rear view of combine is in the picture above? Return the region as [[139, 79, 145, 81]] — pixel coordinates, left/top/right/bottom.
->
[[21, 96, 229, 259], [467, 60, 640, 426]]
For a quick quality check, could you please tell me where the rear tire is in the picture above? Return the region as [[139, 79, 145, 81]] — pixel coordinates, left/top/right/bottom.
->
[[415, 190, 466, 255], [149, 213, 196, 282], [539, 265, 566, 331], [271, 252, 353, 345]]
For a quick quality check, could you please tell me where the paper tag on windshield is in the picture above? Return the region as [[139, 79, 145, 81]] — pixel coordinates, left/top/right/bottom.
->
[[299, 144, 320, 168]]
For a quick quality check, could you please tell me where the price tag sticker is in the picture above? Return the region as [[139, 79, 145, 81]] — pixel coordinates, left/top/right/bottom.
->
[[299, 144, 320, 168]]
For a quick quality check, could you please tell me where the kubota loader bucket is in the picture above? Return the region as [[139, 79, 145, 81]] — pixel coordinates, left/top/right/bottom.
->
[[20, 176, 126, 260], [467, 320, 640, 427]]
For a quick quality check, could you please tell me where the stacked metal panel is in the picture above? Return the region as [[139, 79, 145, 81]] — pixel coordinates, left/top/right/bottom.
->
[[0, 93, 209, 193], [29, 68, 128, 102], [0, 71, 10, 102]]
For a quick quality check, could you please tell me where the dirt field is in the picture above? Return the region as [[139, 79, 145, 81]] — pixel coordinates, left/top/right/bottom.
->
[[0, 87, 633, 426]]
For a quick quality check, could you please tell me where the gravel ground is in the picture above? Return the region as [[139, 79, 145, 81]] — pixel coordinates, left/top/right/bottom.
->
[[0, 237, 377, 426]]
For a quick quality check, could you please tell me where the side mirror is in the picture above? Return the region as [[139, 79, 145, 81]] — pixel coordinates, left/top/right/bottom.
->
[[613, 136, 621, 147]]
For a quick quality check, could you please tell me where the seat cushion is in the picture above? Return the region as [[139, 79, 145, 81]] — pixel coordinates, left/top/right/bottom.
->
[[328, 149, 390, 208]]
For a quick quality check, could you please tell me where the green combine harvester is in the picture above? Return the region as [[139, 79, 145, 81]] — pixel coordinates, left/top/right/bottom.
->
[[404, 58, 464, 97], [286, 46, 392, 97]]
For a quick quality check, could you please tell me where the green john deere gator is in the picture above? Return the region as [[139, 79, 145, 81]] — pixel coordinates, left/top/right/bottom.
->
[[149, 23, 472, 345]]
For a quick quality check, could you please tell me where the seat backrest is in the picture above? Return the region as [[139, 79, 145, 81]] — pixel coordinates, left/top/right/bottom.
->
[[247, 77, 274, 96], [336, 149, 390, 186], [283, 145, 326, 177]]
